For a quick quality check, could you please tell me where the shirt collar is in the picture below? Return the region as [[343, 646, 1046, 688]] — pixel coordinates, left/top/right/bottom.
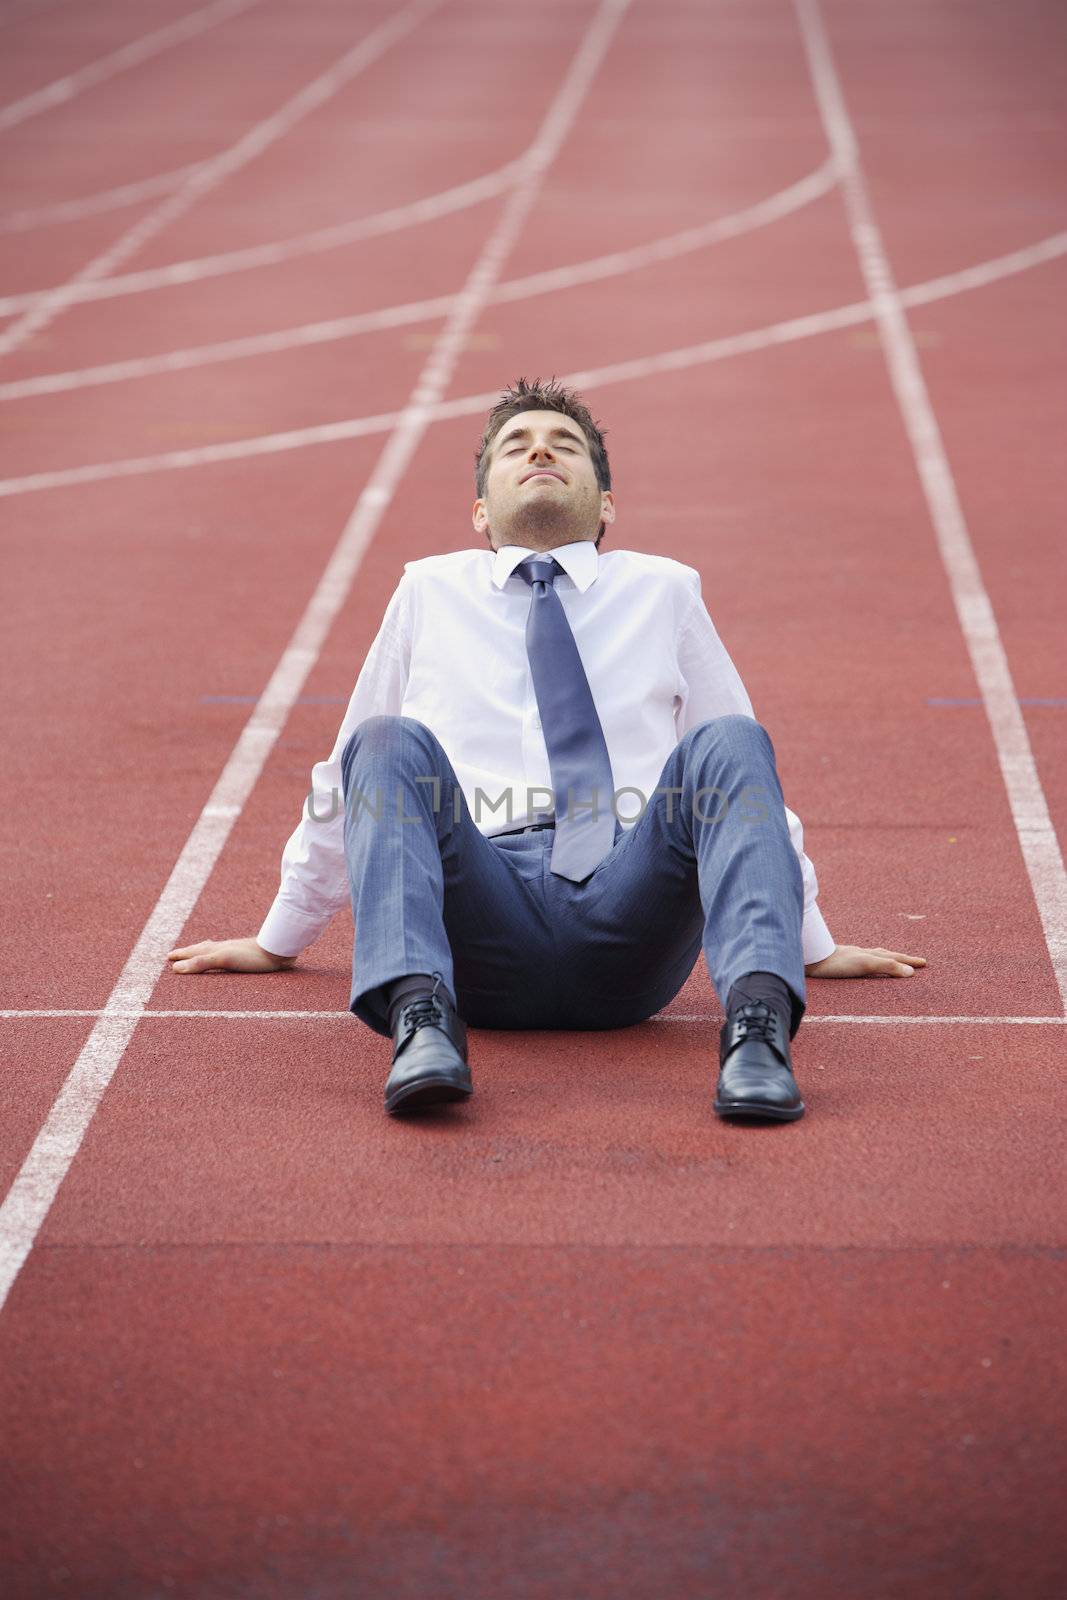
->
[[491, 539, 599, 594]]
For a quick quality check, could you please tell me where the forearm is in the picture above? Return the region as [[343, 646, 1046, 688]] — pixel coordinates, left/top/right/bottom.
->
[[257, 772, 350, 958]]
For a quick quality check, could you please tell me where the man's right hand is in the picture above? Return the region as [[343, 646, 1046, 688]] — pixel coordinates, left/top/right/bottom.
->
[[167, 938, 296, 974]]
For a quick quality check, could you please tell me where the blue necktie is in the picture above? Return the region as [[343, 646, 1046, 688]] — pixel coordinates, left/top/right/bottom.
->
[[516, 555, 616, 882]]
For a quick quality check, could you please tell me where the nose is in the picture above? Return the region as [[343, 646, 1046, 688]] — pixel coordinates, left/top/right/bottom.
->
[[527, 439, 556, 461]]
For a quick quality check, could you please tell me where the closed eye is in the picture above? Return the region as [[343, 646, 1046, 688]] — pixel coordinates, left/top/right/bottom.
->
[[507, 444, 576, 455]]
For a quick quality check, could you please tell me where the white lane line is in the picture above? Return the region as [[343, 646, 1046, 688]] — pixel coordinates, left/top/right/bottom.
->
[[495, 160, 838, 302], [3, 224, 1065, 499], [795, 0, 1067, 1018], [0, 292, 454, 399], [0, 407, 408, 496], [0, 0, 261, 135], [0, 157, 523, 318], [0, 149, 515, 242], [541, 228, 1067, 389], [664, 1014, 1067, 1026], [1, 1010, 1064, 1025], [0, 0, 444, 360], [0, 148, 834, 322], [0, 160, 837, 399], [0, 160, 210, 235], [902, 229, 1067, 309], [0, 0, 632, 1311]]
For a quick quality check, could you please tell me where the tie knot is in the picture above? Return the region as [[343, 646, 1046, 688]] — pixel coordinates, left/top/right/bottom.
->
[[515, 555, 562, 589]]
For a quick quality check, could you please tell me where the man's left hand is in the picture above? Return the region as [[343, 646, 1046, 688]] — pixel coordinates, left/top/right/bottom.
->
[[804, 945, 927, 978]]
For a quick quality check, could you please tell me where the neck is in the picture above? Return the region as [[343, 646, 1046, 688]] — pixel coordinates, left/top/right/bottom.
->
[[493, 533, 596, 553]]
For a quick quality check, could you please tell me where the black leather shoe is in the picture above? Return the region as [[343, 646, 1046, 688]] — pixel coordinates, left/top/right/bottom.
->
[[384, 976, 473, 1115], [714, 1000, 805, 1122]]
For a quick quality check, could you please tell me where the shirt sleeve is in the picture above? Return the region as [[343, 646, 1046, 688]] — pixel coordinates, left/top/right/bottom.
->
[[675, 570, 836, 967], [256, 571, 413, 959]]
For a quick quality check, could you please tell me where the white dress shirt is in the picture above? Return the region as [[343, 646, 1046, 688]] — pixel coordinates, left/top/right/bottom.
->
[[257, 540, 836, 966]]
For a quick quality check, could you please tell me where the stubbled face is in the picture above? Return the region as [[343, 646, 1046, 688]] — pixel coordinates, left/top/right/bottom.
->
[[472, 409, 615, 551]]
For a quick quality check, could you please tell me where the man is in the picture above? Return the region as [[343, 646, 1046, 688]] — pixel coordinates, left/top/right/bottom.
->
[[169, 378, 926, 1120]]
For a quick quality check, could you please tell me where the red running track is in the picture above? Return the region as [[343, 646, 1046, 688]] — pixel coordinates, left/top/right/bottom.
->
[[1, 0, 1066, 1595]]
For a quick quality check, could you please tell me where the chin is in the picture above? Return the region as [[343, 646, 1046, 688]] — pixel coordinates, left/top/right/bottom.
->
[[510, 514, 575, 544]]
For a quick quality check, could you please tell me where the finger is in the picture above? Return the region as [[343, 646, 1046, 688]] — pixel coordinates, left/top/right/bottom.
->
[[173, 954, 220, 973], [168, 942, 212, 959], [884, 951, 927, 965], [859, 954, 913, 976]]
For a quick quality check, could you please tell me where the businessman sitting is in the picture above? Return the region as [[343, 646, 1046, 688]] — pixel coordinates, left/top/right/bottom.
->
[[169, 378, 925, 1120]]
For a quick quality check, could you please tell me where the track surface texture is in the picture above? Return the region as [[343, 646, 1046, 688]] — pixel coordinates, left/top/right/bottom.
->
[[1, 1, 1066, 1596]]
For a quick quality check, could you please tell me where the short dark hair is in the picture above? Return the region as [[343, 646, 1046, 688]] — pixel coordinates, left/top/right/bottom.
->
[[474, 377, 611, 547]]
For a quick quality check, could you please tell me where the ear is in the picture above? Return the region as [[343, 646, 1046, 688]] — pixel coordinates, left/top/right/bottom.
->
[[472, 497, 489, 536], [600, 490, 616, 525]]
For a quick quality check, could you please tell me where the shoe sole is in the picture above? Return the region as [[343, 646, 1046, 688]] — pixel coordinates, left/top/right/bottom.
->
[[386, 1075, 474, 1115], [713, 1098, 805, 1122]]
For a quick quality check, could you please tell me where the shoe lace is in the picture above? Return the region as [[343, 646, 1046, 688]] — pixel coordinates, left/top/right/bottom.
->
[[398, 972, 446, 1035], [731, 1001, 781, 1044]]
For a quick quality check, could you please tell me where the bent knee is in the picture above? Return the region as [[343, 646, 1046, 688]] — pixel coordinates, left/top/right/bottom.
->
[[682, 714, 770, 748], [340, 714, 441, 775]]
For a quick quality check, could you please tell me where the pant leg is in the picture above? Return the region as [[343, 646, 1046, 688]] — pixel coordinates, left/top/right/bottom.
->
[[549, 715, 807, 1036], [340, 715, 558, 1035]]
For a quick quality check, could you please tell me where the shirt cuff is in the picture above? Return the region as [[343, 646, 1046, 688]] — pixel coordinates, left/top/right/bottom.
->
[[256, 899, 330, 960], [801, 903, 836, 967]]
